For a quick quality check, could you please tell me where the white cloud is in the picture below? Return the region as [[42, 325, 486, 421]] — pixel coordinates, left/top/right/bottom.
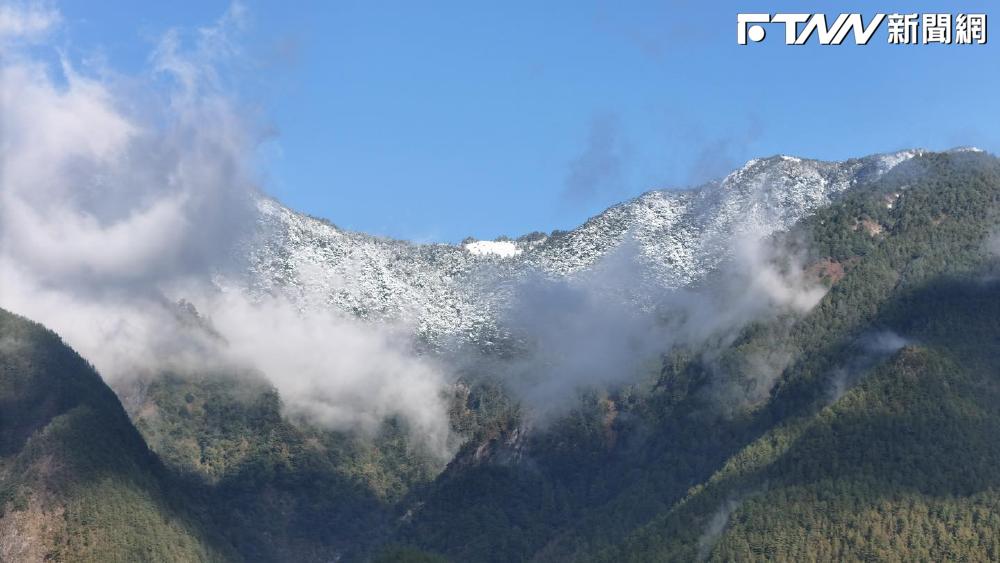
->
[[0, 1, 60, 42], [0, 4, 453, 457], [496, 231, 827, 418]]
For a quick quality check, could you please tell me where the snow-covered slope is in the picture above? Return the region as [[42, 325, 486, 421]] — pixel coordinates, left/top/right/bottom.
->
[[238, 150, 928, 345]]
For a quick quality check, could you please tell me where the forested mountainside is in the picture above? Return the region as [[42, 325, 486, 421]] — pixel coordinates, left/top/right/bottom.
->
[[119, 371, 441, 561], [2, 150, 1000, 562], [391, 151, 1000, 561], [606, 152, 1000, 562], [0, 309, 230, 562]]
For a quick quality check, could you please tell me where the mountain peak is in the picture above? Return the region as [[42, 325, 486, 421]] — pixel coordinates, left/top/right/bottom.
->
[[242, 149, 934, 347]]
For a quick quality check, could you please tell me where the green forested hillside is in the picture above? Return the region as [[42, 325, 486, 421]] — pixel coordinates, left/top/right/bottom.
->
[[120, 372, 440, 561], [0, 309, 230, 562], [0, 309, 442, 562], [604, 152, 1000, 562], [393, 151, 1000, 561]]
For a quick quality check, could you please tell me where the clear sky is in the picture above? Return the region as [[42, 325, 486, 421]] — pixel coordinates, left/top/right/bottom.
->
[[56, 0, 998, 242]]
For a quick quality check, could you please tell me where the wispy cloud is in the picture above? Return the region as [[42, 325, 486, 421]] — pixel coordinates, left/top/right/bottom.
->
[[697, 497, 742, 560], [562, 112, 630, 203], [0, 3, 453, 458], [687, 117, 764, 184], [494, 231, 826, 419], [0, 1, 60, 43], [827, 330, 910, 404]]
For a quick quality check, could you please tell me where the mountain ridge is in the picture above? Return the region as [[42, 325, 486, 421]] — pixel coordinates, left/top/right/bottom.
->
[[239, 148, 967, 348]]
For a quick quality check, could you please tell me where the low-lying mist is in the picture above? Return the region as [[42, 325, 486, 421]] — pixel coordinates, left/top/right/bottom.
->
[[493, 231, 826, 419]]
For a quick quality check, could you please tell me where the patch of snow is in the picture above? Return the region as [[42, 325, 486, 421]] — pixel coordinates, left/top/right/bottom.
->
[[464, 240, 522, 258]]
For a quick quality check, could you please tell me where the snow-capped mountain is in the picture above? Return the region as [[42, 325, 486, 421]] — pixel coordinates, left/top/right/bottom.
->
[[238, 150, 934, 345]]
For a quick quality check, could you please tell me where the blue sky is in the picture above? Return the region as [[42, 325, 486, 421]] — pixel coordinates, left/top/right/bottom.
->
[[57, 0, 997, 242]]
